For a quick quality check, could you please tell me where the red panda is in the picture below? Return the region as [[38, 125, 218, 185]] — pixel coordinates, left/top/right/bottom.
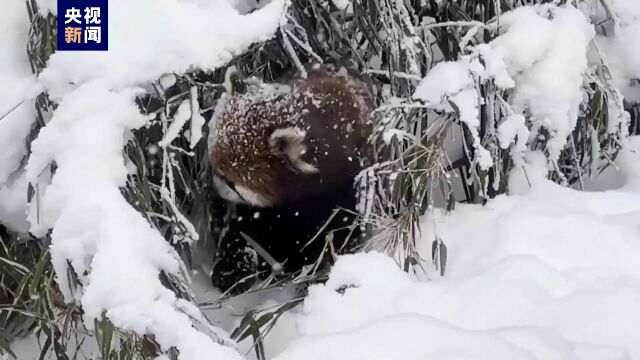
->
[[208, 65, 374, 293]]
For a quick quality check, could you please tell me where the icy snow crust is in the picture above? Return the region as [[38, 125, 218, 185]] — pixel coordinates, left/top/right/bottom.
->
[[272, 139, 640, 360]]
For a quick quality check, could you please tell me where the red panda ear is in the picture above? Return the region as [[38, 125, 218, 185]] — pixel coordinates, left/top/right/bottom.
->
[[268, 127, 319, 174]]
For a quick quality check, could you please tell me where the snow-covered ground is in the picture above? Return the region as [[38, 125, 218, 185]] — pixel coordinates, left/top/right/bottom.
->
[[275, 147, 640, 360], [185, 137, 640, 360], [13, 137, 640, 359]]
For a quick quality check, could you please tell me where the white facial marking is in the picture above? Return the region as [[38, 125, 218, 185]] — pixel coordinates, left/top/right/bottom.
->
[[213, 175, 243, 203], [235, 185, 271, 207], [213, 174, 273, 207]]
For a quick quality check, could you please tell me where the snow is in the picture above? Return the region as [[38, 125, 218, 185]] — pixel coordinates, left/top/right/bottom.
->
[[12, 0, 287, 358], [211, 3, 640, 356], [507, 150, 549, 195], [382, 128, 415, 144], [497, 114, 528, 153], [0, 173, 31, 233], [590, 0, 640, 102], [24, 81, 242, 359], [415, 5, 595, 170], [413, 61, 492, 170], [475, 5, 595, 164], [277, 313, 549, 360], [37, 0, 287, 97], [271, 137, 640, 360], [5, 0, 640, 358], [152, 137, 640, 360], [413, 61, 474, 106], [0, 0, 37, 232], [508, 6, 594, 162], [159, 100, 192, 148], [189, 86, 206, 149]]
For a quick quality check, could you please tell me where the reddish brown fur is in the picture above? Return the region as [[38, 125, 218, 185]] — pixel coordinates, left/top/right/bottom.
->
[[210, 70, 373, 206]]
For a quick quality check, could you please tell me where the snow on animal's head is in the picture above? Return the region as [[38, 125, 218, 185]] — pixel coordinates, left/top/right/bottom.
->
[[209, 71, 374, 207]]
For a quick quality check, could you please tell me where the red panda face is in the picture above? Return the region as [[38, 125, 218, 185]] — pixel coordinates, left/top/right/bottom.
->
[[209, 72, 373, 207]]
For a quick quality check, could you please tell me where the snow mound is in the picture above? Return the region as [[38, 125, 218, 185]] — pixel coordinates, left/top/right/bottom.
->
[[274, 139, 640, 359], [277, 312, 581, 360]]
